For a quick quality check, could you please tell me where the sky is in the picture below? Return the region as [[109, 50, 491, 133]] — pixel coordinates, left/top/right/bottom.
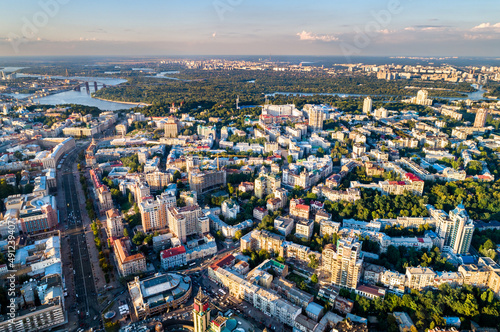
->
[[0, 0, 499, 57]]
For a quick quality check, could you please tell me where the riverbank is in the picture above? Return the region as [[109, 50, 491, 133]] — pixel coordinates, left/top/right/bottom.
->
[[92, 96, 151, 107]]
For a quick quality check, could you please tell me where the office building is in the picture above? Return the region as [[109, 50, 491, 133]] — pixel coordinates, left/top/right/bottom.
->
[[167, 205, 209, 243], [128, 273, 192, 321], [189, 169, 226, 195]]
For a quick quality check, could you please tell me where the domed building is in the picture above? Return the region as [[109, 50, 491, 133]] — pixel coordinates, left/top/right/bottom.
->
[[128, 272, 192, 321]]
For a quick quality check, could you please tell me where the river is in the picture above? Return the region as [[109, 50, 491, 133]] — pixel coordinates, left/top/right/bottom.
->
[[266, 85, 489, 101], [11, 75, 139, 111]]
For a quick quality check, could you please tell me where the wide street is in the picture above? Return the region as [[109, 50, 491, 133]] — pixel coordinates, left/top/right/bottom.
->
[[58, 142, 101, 331]]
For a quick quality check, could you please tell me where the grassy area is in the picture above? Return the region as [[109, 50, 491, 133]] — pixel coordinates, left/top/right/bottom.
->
[[286, 272, 306, 284]]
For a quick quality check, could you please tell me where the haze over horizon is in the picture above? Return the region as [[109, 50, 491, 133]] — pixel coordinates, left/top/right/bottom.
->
[[1, 0, 500, 57]]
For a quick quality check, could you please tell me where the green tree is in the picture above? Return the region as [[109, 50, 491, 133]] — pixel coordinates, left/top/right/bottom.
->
[[311, 274, 318, 284]]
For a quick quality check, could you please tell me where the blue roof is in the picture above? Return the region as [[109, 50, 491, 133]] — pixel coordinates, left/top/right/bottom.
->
[[306, 302, 323, 316]]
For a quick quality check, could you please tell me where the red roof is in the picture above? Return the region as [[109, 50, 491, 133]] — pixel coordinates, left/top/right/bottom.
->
[[161, 246, 186, 259], [405, 173, 423, 182], [210, 254, 235, 271], [295, 204, 310, 211]]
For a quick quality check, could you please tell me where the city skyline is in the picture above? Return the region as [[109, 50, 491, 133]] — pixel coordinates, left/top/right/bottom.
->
[[0, 0, 500, 56]]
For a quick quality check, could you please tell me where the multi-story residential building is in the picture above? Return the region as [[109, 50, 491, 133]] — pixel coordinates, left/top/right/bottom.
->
[[238, 181, 254, 193], [134, 181, 151, 202], [0, 279, 66, 332], [114, 237, 147, 277], [167, 205, 209, 243], [322, 238, 363, 289], [97, 185, 114, 215], [106, 208, 124, 238], [405, 266, 436, 290], [254, 172, 281, 199], [283, 242, 311, 262], [295, 219, 314, 240], [139, 193, 176, 232], [363, 97, 372, 114], [185, 234, 218, 262], [459, 257, 500, 294], [189, 169, 226, 195], [253, 206, 268, 221], [144, 171, 170, 191], [274, 188, 288, 207], [180, 190, 198, 206], [365, 162, 385, 177], [319, 219, 341, 238], [164, 116, 180, 137], [221, 198, 240, 220], [161, 245, 187, 270], [274, 216, 295, 236], [313, 186, 361, 202], [474, 108, 488, 128], [362, 264, 385, 285], [317, 286, 339, 307], [240, 229, 285, 256], [273, 277, 314, 309], [436, 204, 474, 255], [380, 270, 406, 290], [352, 143, 367, 157], [307, 106, 326, 132], [267, 197, 282, 212], [290, 199, 310, 219]]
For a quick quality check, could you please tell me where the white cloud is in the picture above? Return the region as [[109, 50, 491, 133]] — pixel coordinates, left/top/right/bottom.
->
[[473, 22, 500, 30], [297, 30, 338, 42]]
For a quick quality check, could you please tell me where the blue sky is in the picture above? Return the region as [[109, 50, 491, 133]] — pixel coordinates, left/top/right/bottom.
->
[[0, 0, 499, 56]]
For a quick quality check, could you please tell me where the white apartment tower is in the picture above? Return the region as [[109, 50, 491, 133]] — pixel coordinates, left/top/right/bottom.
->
[[436, 203, 474, 255], [363, 97, 372, 114]]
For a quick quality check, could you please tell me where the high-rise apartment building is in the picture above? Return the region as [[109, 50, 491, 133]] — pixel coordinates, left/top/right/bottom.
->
[[474, 108, 488, 128], [139, 192, 176, 232], [308, 107, 325, 132], [363, 97, 372, 114], [322, 238, 363, 289], [436, 204, 474, 255]]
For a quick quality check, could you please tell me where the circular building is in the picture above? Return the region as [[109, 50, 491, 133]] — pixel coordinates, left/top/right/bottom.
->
[[103, 311, 116, 320], [128, 272, 192, 321]]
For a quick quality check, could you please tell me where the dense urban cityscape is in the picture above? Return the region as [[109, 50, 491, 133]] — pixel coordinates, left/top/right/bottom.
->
[[1, 1, 500, 332]]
